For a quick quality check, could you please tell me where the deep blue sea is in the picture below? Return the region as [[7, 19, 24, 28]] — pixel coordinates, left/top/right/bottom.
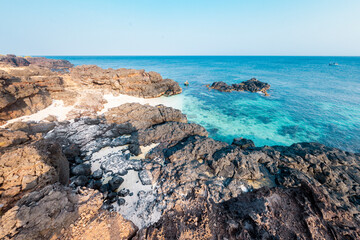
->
[[48, 56, 360, 153]]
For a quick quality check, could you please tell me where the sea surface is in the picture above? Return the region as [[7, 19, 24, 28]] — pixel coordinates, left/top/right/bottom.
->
[[48, 56, 360, 153]]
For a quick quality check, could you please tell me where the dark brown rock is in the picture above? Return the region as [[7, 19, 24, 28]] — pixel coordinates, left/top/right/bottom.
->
[[209, 78, 271, 95]]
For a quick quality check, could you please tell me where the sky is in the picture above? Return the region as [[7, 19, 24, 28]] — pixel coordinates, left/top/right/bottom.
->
[[1, 0, 360, 56]]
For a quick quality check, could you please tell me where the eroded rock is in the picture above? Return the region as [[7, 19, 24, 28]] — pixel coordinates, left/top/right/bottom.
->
[[209, 78, 270, 95]]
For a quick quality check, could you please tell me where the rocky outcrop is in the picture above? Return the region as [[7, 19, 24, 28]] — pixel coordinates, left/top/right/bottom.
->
[[138, 138, 360, 239], [0, 56, 183, 124], [0, 54, 73, 69], [0, 66, 65, 123], [104, 103, 187, 131], [0, 183, 136, 240], [0, 129, 69, 213], [209, 78, 270, 96], [70, 65, 182, 98], [137, 181, 360, 239]]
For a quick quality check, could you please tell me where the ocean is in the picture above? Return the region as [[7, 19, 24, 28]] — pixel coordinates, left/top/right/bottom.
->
[[48, 56, 360, 153]]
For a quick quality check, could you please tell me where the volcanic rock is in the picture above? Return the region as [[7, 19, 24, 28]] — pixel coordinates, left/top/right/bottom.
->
[[209, 78, 270, 95], [231, 137, 255, 149], [108, 176, 124, 191], [71, 163, 92, 176]]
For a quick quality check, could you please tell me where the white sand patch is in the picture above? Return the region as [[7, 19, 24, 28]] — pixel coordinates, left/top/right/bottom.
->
[[2, 100, 74, 127], [132, 143, 159, 160], [90, 145, 130, 172], [100, 93, 184, 114], [87, 142, 161, 228], [112, 170, 161, 228]]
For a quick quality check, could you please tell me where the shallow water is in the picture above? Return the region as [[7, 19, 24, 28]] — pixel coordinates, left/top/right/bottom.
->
[[48, 56, 360, 152]]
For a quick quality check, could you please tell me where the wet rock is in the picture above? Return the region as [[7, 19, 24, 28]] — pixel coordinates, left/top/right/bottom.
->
[[72, 175, 89, 187], [87, 179, 102, 189], [231, 137, 255, 149], [117, 198, 126, 206], [92, 169, 103, 180], [118, 188, 130, 197], [74, 156, 83, 164], [100, 183, 110, 193], [107, 192, 118, 201], [209, 78, 271, 95], [108, 176, 124, 191], [138, 170, 152, 185], [71, 163, 91, 176]]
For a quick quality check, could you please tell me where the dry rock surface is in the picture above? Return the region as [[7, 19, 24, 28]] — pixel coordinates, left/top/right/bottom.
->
[[0, 55, 182, 125], [70, 65, 182, 98], [0, 54, 73, 69]]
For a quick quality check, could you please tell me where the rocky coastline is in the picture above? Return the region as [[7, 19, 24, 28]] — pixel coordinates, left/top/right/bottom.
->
[[1, 56, 359, 239], [208, 78, 271, 96]]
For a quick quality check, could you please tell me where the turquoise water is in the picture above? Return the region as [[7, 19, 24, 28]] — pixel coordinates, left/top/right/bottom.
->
[[49, 56, 360, 152]]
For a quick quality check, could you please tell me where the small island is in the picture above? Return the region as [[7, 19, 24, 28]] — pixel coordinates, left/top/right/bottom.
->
[[208, 78, 271, 96]]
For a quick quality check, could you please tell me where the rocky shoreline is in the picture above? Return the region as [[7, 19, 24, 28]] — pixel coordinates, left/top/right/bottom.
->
[[208, 78, 271, 96], [1, 56, 359, 239]]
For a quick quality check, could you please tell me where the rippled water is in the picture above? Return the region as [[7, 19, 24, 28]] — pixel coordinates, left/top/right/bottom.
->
[[49, 56, 360, 152]]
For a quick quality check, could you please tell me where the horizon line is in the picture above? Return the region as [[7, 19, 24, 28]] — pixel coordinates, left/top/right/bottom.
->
[[31, 54, 360, 57]]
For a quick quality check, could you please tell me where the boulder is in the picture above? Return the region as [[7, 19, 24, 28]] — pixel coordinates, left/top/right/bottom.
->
[[209, 78, 270, 95], [231, 137, 255, 149]]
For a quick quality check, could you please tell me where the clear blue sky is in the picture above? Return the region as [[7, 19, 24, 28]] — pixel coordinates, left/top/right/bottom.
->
[[1, 0, 360, 56]]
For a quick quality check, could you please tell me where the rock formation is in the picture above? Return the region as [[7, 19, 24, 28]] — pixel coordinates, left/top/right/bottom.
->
[[0, 54, 73, 69], [209, 78, 271, 96], [0, 56, 182, 124], [0, 66, 65, 124], [70, 65, 182, 98]]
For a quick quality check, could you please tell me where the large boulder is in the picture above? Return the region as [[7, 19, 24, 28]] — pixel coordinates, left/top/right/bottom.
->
[[209, 78, 270, 96]]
